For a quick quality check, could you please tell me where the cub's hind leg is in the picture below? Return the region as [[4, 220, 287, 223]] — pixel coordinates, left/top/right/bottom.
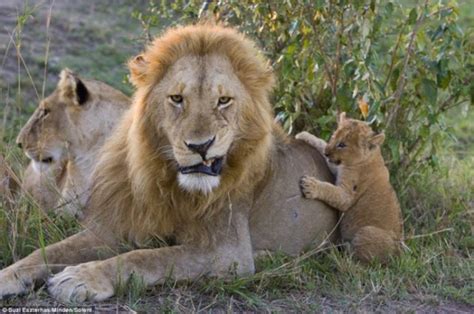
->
[[350, 226, 400, 264]]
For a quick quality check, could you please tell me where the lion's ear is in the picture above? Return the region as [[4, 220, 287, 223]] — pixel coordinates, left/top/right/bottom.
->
[[338, 112, 347, 125], [368, 132, 385, 149], [58, 68, 89, 106], [128, 54, 149, 87]]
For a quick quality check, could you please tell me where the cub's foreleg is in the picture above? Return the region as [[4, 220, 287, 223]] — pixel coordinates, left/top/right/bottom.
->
[[296, 132, 338, 176], [296, 131, 327, 154], [299, 175, 353, 211]]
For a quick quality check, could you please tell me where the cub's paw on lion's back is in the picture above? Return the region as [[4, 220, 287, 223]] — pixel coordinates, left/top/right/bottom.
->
[[299, 175, 320, 199]]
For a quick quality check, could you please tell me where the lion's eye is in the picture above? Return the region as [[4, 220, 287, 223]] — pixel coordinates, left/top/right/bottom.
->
[[42, 108, 50, 117], [169, 95, 183, 104], [217, 96, 232, 108], [336, 142, 346, 149]]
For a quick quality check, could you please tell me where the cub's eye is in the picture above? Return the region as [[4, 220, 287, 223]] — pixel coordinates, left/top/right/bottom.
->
[[169, 95, 183, 104], [336, 142, 346, 149], [217, 96, 232, 108], [42, 108, 50, 117]]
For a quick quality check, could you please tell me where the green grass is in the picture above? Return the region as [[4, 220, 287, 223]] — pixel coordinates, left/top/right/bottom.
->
[[0, 1, 472, 312]]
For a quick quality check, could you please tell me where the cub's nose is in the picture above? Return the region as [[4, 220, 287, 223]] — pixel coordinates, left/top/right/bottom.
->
[[185, 136, 215, 159]]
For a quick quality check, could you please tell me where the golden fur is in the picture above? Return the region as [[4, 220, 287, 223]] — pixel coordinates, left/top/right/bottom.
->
[[16, 69, 129, 216], [88, 24, 275, 245], [0, 24, 338, 303], [297, 113, 403, 263]]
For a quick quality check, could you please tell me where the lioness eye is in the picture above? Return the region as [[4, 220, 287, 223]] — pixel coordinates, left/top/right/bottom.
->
[[337, 142, 346, 149], [169, 95, 183, 104], [217, 96, 232, 108]]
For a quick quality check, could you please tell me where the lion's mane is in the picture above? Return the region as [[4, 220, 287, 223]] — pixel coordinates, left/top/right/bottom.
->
[[86, 24, 277, 246]]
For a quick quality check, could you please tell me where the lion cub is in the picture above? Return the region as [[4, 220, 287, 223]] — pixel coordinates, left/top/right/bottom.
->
[[296, 112, 403, 263]]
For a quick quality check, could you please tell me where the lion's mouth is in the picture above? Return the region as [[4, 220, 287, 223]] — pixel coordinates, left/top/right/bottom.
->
[[26, 151, 55, 164], [178, 157, 224, 176], [40, 157, 54, 163]]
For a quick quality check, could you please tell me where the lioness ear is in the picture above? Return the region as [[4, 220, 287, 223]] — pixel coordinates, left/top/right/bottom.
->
[[368, 132, 385, 149], [338, 112, 347, 125], [58, 68, 89, 106], [128, 54, 149, 87]]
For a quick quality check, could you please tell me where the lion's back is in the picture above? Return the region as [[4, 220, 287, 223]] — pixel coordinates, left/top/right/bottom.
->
[[249, 136, 339, 255]]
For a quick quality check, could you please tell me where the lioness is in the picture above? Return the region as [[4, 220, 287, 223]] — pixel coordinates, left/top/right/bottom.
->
[[16, 69, 130, 217], [297, 112, 403, 263], [0, 25, 337, 302]]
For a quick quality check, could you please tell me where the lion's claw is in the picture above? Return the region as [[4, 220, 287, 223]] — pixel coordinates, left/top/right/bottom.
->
[[47, 263, 114, 303], [0, 268, 33, 300]]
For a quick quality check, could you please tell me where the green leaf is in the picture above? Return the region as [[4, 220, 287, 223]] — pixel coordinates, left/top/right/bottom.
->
[[419, 79, 438, 106], [388, 139, 400, 164], [436, 70, 451, 89], [408, 8, 417, 25]]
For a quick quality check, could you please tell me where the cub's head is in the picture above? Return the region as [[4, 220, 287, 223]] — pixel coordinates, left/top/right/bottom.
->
[[324, 112, 385, 166], [16, 69, 128, 174], [128, 25, 275, 194]]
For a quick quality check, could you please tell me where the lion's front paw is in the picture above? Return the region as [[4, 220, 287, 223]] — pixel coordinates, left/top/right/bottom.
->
[[299, 175, 321, 199], [0, 267, 34, 300], [47, 262, 114, 303]]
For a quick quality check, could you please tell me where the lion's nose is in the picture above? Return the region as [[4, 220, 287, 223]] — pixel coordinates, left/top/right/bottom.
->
[[185, 137, 215, 159], [16, 137, 23, 150]]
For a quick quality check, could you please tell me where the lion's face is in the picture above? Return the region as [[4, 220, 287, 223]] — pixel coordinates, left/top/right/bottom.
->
[[150, 55, 248, 193], [16, 69, 114, 174], [325, 113, 385, 166], [16, 91, 70, 174]]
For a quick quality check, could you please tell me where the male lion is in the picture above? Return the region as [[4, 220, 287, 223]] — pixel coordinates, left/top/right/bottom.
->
[[297, 113, 403, 263], [0, 25, 337, 303], [16, 69, 130, 217]]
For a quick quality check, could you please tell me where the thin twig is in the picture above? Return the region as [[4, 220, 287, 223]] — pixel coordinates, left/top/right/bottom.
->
[[383, 24, 405, 89], [41, 0, 55, 99], [386, 0, 429, 128], [404, 228, 453, 240]]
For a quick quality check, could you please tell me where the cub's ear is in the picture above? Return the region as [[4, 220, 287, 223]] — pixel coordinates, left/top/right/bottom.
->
[[368, 132, 385, 149], [58, 68, 89, 106], [338, 112, 347, 125], [128, 54, 149, 87]]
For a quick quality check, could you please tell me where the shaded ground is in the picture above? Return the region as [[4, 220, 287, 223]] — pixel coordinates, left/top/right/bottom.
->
[[0, 0, 143, 122], [0, 1, 472, 313]]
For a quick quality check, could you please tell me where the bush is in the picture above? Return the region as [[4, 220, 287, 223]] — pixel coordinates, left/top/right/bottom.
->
[[136, 0, 473, 186]]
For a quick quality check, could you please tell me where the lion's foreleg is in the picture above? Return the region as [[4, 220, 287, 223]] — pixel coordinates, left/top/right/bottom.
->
[[47, 243, 255, 303], [0, 229, 117, 300], [47, 212, 255, 303]]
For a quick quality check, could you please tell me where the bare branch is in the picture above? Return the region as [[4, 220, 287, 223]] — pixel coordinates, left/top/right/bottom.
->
[[386, 1, 428, 128]]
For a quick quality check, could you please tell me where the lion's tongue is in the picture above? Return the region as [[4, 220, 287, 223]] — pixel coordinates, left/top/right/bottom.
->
[[179, 157, 223, 176]]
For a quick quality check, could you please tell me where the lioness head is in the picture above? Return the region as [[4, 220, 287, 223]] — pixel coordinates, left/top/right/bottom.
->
[[16, 69, 128, 174], [324, 112, 385, 166], [128, 25, 275, 194]]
